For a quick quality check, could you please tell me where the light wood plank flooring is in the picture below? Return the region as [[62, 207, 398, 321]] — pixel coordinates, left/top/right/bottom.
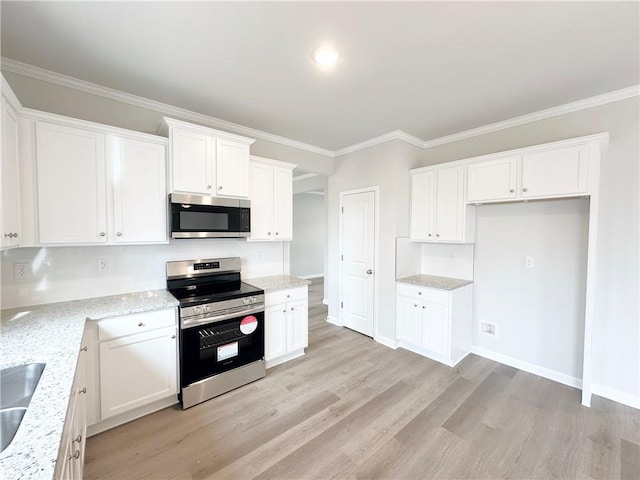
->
[[85, 277, 640, 479]]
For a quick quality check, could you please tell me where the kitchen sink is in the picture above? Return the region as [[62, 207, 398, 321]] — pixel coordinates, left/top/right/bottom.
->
[[0, 363, 45, 452]]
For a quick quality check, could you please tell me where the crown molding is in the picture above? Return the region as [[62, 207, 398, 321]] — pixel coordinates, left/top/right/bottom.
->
[[2, 57, 637, 160], [420, 85, 639, 150], [0, 57, 335, 158]]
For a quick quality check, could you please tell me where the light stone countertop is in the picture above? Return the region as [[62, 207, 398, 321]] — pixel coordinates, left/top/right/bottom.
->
[[396, 274, 473, 290], [245, 275, 311, 292], [0, 289, 179, 480]]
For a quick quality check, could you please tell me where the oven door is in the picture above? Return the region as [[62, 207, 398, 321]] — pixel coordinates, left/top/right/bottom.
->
[[180, 311, 264, 387]]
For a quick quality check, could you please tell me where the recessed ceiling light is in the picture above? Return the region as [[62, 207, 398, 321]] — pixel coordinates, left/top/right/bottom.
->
[[312, 46, 339, 70]]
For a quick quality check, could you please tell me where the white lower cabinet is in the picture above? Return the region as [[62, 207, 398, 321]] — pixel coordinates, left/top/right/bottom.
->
[[264, 286, 308, 368], [55, 331, 89, 480], [395, 283, 472, 367], [98, 309, 178, 419]]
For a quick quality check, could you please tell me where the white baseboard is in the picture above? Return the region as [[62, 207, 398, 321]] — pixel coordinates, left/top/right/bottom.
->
[[592, 383, 640, 410], [322, 298, 328, 305], [327, 315, 342, 326], [375, 335, 398, 349], [297, 274, 324, 280], [470, 346, 583, 389]]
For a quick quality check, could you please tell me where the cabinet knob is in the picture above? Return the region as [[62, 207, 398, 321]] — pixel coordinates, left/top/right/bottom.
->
[[4, 233, 10, 238], [366, 269, 373, 275], [207, 185, 212, 189], [138, 322, 145, 327], [522, 187, 528, 192], [422, 306, 426, 309], [509, 189, 515, 193], [291, 307, 294, 311], [116, 232, 122, 237], [99, 232, 106, 237], [286, 294, 290, 298], [80, 346, 88, 352], [414, 304, 417, 307], [69, 450, 80, 460], [282, 309, 287, 313], [267, 232, 271, 236], [418, 292, 422, 295], [218, 186, 223, 191], [275, 232, 279, 236], [73, 434, 82, 444], [436, 234, 440, 238], [428, 233, 432, 237], [79, 387, 87, 394]]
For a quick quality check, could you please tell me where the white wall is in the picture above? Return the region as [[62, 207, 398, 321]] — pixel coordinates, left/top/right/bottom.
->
[[1, 240, 286, 308], [473, 199, 589, 382], [291, 193, 325, 278]]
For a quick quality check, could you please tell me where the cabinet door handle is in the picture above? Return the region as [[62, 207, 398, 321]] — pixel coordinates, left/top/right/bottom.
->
[[282, 309, 287, 313], [218, 186, 223, 191], [80, 346, 88, 352], [171, 335, 176, 339], [207, 185, 212, 190], [116, 232, 122, 237], [73, 434, 82, 444], [99, 232, 106, 237], [509, 189, 515, 193], [69, 450, 80, 460], [79, 387, 87, 394], [275, 232, 279, 236], [138, 322, 145, 327], [291, 307, 294, 311], [522, 187, 528, 192], [436, 234, 440, 238]]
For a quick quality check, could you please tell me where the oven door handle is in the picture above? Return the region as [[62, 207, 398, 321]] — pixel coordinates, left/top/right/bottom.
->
[[181, 304, 264, 329]]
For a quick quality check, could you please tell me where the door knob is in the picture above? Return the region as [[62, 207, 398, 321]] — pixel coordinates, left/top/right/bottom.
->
[[366, 269, 373, 275]]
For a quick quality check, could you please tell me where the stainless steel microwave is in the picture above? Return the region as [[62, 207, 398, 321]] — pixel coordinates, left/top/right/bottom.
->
[[170, 194, 251, 238]]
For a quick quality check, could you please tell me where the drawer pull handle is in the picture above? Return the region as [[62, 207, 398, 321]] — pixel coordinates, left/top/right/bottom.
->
[[79, 387, 87, 394], [80, 346, 88, 352], [138, 322, 145, 327], [70, 450, 80, 460], [73, 434, 82, 443]]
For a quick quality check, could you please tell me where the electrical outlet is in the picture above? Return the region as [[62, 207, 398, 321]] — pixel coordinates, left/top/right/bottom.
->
[[97, 257, 109, 272], [481, 322, 496, 335], [525, 256, 534, 268], [14, 263, 31, 279]]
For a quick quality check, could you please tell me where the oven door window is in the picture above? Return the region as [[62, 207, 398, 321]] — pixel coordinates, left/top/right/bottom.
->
[[180, 312, 265, 387]]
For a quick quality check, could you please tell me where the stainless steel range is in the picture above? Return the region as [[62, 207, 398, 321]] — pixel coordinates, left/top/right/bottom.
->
[[166, 257, 265, 409]]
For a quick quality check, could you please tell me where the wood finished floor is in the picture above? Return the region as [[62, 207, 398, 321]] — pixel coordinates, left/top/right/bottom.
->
[[85, 278, 640, 479]]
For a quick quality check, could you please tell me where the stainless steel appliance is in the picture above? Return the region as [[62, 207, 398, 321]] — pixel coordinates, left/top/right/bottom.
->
[[170, 193, 251, 238], [167, 257, 265, 409]]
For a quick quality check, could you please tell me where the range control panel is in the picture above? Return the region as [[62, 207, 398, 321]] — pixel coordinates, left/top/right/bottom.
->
[[194, 261, 220, 271]]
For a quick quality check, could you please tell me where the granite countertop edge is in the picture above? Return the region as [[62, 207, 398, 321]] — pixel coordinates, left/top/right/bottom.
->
[[396, 274, 473, 290], [245, 274, 312, 292], [0, 289, 179, 480]]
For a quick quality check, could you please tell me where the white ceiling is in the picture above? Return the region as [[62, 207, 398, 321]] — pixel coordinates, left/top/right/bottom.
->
[[1, 2, 638, 151]]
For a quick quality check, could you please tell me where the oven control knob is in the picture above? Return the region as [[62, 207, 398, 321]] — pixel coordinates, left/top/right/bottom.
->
[[242, 297, 250, 305], [193, 306, 202, 315]]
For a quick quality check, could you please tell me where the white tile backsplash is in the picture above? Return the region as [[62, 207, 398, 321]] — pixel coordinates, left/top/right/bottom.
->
[[1, 239, 286, 308]]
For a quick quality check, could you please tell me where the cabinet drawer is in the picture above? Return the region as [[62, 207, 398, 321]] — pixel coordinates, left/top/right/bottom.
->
[[265, 286, 307, 307], [396, 283, 449, 304], [98, 308, 176, 342]]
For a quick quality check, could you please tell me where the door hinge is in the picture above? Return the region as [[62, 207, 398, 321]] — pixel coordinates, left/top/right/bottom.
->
[[341, 302, 343, 309]]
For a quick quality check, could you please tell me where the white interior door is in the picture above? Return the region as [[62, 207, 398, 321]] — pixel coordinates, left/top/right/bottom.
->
[[341, 190, 375, 337]]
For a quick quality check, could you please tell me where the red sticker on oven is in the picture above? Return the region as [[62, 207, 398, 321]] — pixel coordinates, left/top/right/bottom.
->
[[240, 315, 258, 334]]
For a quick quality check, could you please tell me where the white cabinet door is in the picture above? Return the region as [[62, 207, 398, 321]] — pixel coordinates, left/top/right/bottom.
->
[[396, 295, 420, 344], [99, 325, 177, 419], [249, 161, 274, 240], [521, 146, 589, 198], [467, 156, 518, 202], [434, 166, 464, 242], [216, 139, 249, 198], [288, 299, 308, 351], [1, 99, 20, 248], [111, 136, 167, 243], [36, 122, 107, 244], [170, 127, 213, 195], [421, 301, 449, 356], [265, 304, 287, 361], [410, 171, 435, 241], [272, 166, 293, 240]]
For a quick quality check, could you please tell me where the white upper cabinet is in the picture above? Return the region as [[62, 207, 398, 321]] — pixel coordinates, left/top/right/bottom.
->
[[249, 156, 295, 241], [165, 118, 254, 198], [521, 145, 589, 198], [216, 139, 250, 197], [410, 165, 473, 243], [466, 143, 594, 204], [35, 120, 168, 246], [111, 136, 167, 243], [170, 127, 214, 195], [36, 122, 108, 244], [466, 156, 518, 203], [1, 97, 21, 249]]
